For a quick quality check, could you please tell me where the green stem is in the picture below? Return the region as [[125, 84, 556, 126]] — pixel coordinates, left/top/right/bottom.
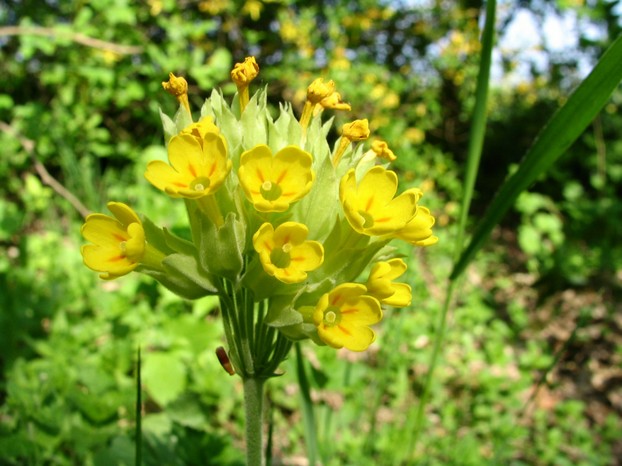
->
[[243, 377, 265, 466]]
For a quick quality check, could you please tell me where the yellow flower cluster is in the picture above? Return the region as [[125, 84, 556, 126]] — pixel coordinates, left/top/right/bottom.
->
[[81, 56, 437, 354]]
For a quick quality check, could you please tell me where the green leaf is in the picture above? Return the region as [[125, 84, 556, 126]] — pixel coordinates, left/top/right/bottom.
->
[[451, 34, 622, 280], [142, 352, 186, 407]]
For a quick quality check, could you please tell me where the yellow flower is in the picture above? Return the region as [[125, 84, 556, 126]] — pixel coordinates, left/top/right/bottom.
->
[[253, 222, 324, 284], [231, 56, 259, 111], [332, 119, 371, 166], [162, 72, 190, 114], [145, 126, 231, 199], [313, 283, 382, 351], [339, 166, 418, 236], [371, 139, 397, 162], [365, 258, 412, 307], [238, 144, 314, 212], [81, 202, 163, 280]]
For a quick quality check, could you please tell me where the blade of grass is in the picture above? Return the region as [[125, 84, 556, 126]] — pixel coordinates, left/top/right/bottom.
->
[[295, 343, 319, 466], [135, 346, 142, 466], [401, 0, 497, 462], [451, 33, 622, 281]]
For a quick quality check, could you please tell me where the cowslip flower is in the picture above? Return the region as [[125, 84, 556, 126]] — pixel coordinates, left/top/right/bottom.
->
[[365, 258, 412, 307], [81, 202, 164, 280], [340, 166, 418, 236], [313, 283, 382, 351], [145, 126, 231, 200], [238, 145, 314, 212], [253, 222, 324, 284]]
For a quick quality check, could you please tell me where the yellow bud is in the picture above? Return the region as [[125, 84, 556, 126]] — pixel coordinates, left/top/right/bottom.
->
[[306, 78, 336, 105], [230, 56, 259, 87], [342, 119, 370, 141], [231, 56, 259, 112], [371, 139, 396, 162], [162, 72, 191, 115], [162, 72, 188, 98]]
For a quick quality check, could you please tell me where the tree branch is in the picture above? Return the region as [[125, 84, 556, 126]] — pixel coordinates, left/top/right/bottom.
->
[[0, 25, 143, 55]]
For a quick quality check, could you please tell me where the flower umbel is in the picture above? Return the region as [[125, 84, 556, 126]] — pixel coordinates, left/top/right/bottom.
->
[[313, 283, 382, 351], [340, 166, 418, 236], [365, 258, 412, 307], [81, 202, 164, 280], [238, 145, 314, 212], [253, 222, 324, 284]]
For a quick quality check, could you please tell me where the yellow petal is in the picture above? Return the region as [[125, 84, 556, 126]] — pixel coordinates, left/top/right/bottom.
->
[[81, 214, 128, 247], [107, 202, 140, 227], [144, 160, 187, 196]]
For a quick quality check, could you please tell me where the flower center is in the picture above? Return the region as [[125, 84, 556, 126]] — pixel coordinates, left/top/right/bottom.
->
[[119, 241, 128, 256], [260, 180, 283, 201], [191, 176, 211, 192], [358, 210, 375, 228], [270, 244, 291, 268], [323, 306, 341, 326]]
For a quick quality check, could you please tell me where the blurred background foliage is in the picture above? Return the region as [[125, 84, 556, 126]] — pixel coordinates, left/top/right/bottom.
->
[[1, 0, 621, 464]]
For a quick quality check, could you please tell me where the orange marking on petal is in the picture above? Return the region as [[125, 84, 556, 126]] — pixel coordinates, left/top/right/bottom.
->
[[290, 256, 305, 262], [338, 325, 352, 336], [108, 255, 126, 262], [263, 241, 272, 251], [365, 196, 374, 211], [172, 182, 188, 187], [276, 169, 288, 184], [256, 169, 265, 183], [112, 233, 127, 242], [330, 294, 342, 306], [188, 164, 197, 178], [375, 217, 392, 223], [209, 161, 217, 177], [340, 308, 358, 314], [281, 191, 296, 197]]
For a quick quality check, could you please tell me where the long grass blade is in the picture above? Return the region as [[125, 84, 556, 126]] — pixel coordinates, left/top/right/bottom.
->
[[451, 34, 622, 281], [294, 343, 318, 466], [135, 346, 142, 466], [402, 1, 498, 462]]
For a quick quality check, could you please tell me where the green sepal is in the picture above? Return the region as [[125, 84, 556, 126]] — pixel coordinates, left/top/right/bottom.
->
[[291, 153, 340, 239], [241, 88, 269, 150], [265, 295, 303, 327], [269, 103, 301, 152], [160, 253, 218, 295], [141, 216, 176, 255], [163, 228, 196, 256], [198, 212, 246, 281], [201, 90, 242, 166], [159, 108, 178, 146], [173, 104, 192, 133]]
